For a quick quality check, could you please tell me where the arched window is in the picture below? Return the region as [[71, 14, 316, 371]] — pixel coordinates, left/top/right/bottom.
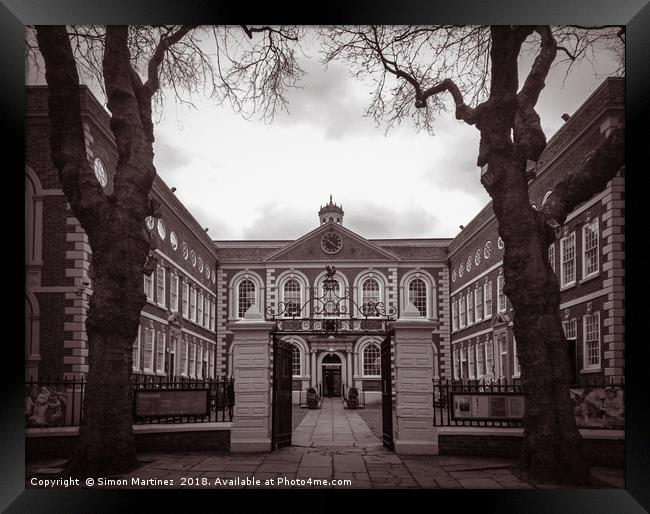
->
[[542, 190, 553, 206], [408, 278, 427, 316], [238, 279, 256, 318], [361, 278, 380, 316], [363, 344, 381, 376], [323, 279, 341, 317], [292, 344, 302, 377], [283, 278, 301, 316]]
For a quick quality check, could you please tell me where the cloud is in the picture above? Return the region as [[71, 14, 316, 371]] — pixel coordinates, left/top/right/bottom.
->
[[273, 57, 383, 140], [240, 203, 316, 240], [345, 202, 441, 239], [153, 132, 194, 176]]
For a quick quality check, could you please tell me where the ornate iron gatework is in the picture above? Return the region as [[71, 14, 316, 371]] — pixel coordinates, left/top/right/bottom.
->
[[266, 266, 397, 334]]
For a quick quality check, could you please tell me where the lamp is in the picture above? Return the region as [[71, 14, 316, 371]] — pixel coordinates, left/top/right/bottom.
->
[[327, 336, 335, 356], [143, 250, 159, 276]]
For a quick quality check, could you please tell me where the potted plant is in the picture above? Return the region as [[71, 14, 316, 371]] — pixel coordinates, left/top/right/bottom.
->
[[347, 387, 359, 409], [306, 387, 319, 409]]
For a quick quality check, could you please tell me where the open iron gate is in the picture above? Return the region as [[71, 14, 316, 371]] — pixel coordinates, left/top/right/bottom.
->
[[271, 334, 293, 449], [381, 331, 394, 450]]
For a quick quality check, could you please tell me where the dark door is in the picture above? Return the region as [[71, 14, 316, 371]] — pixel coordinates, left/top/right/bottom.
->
[[381, 332, 394, 451], [323, 368, 341, 397], [272, 335, 293, 449]]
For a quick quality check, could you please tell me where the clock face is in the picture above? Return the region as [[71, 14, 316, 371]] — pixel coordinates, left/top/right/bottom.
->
[[321, 232, 343, 254], [93, 158, 108, 188]]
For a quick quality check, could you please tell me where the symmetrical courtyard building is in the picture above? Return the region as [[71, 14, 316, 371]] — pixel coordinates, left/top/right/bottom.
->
[[25, 77, 625, 407]]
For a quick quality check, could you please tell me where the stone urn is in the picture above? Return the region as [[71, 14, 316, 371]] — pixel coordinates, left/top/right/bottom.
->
[[347, 387, 359, 409], [306, 387, 319, 409]]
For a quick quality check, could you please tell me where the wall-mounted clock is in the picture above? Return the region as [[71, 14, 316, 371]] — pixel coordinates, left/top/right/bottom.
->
[[321, 232, 343, 254]]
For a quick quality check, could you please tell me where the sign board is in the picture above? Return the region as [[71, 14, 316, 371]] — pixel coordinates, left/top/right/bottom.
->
[[451, 393, 525, 421], [134, 389, 210, 417]]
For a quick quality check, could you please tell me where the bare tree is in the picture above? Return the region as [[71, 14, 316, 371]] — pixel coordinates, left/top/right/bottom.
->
[[29, 24, 303, 477], [320, 25, 624, 485]]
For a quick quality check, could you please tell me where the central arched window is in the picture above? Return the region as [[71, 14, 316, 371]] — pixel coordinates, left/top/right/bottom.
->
[[408, 278, 427, 316], [363, 343, 381, 376], [361, 278, 380, 316], [322, 280, 341, 317], [283, 278, 301, 316], [292, 344, 301, 377], [238, 279, 256, 318]]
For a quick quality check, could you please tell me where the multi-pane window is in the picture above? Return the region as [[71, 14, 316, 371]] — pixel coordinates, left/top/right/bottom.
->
[[453, 349, 460, 379], [208, 348, 215, 378], [460, 347, 468, 379], [190, 286, 197, 322], [292, 344, 301, 377], [468, 345, 475, 379], [189, 343, 196, 377], [452, 299, 459, 332], [498, 334, 508, 377], [182, 281, 189, 318], [512, 335, 520, 377], [170, 274, 179, 312], [486, 340, 494, 375], [156, 265, 166, 307], [582, 219, 600, 278], [196, 346, 203, 378], [197, 291, 204, 327], [560, 232, 576, 287], [497, 274, 506, 312], [484, 281, 493, 319], [361, 278, 381, 316], [467, 292, 474, 325], [155, 331, 165, 373], [476, 343, 485, 377], [132, 325, 141, 371], [238, 279, 256, 318], [475, 287, 483, 322], [180, 338, 188, 376], [204, 296, 210, 328], [548, 244, 556, 274], [143, 327, 154, 371], [459, 293, 466, 328], [283, 279, 302, 316], [144, 273, 154, 302], [563, 319, 577, 340], [210, 301, 215, 331], [408, 278, 427, 317], [363, 344, 381, 376], [583, 312, 601, 369]]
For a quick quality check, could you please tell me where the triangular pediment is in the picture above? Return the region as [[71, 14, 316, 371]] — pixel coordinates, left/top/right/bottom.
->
[[491, 313, 510, 327], [263, 222, 401, 262]]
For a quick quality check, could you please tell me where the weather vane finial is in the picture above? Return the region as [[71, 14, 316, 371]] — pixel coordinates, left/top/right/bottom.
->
[[329, 194, 332, 204]]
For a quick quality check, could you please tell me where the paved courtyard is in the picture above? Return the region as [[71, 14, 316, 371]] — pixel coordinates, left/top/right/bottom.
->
[[26, 399, 623, 489]]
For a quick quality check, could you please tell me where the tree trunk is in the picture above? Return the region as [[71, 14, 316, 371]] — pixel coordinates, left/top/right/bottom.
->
[[487, 154, 590, 484], [37, 25, 155, 477]]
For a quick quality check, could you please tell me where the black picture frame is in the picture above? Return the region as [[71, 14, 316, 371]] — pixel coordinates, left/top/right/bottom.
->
[[5, 1, 648, 511]]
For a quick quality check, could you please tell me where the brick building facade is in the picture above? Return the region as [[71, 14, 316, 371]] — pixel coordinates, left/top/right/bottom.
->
[[448, 77, 624, 385], [25, 77, 624, 394], [25, 85, 219, 382]]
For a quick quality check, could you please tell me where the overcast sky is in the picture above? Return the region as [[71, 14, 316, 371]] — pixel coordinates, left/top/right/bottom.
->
[[27, 27, 621, 241]]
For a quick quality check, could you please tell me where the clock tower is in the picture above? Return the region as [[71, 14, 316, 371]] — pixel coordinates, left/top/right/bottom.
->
[[318, 195, 344, 225]]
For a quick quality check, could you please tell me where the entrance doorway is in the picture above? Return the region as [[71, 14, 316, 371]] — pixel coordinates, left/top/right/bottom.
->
[[323, 367, 341, 397], [322, 353, 342, 398]]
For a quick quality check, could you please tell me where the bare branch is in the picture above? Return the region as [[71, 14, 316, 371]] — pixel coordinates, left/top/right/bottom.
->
[[542, 124, 624, 226], [144, 25, 196, 96], [518, 26, 557, 109]]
